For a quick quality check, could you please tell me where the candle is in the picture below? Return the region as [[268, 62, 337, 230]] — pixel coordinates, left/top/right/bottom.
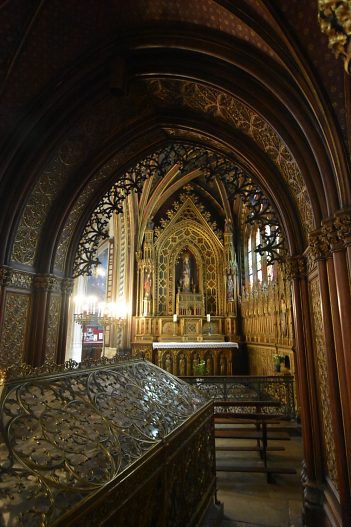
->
[[173, 314, 177, 322], [207, 314, 211, 322]]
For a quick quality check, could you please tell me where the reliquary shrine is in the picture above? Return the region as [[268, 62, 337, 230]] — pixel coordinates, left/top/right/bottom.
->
[[132, 189, 238, 375]]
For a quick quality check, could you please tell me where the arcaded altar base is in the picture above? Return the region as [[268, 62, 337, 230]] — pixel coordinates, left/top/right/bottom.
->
[[132, 341, 238, 376]]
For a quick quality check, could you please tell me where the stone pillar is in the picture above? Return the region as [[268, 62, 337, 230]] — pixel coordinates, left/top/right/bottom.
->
[[56, 278, 74, 364], [27, 274, 56, 366], [0, 266, 13, 330], [287, 255, 325, 523], [310, 229, 351, 525]]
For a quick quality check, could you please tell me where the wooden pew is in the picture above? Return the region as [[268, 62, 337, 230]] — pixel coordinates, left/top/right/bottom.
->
[[214, 400, 296, 482]]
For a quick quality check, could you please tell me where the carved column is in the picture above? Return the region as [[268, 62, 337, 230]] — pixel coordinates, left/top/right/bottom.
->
[[286, 255, 325, 522], [310, 228, 351, 524], [323, 218, 351, 441], [334, 210, 351, 283], [56, 278, 74, 364], [27, 274, 56, 366], [0, 266, 13, 331]]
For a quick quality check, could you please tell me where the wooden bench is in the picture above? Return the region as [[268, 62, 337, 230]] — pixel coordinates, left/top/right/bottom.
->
[[214, 400, 297, 482]]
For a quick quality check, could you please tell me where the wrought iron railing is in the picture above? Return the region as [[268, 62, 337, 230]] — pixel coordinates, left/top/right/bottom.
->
[[0, 358, 215, 527], [180, 375, 296, 419]]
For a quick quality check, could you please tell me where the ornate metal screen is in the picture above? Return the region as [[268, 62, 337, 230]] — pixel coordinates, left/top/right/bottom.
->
[[0, 359, 215, 527], [182, 375, 295, 419]]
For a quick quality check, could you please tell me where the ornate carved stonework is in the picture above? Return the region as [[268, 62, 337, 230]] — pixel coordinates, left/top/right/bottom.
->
[[45, 295, 62, 362], [11, 79, 312, 277], [334, 211, 351, 244], [61, 277, 74, 294], [33, 274, 58, 291], [0, 292, 31, 367], [154, 187, 223, 242], [11, 93, 152, 267], [247, 344, 295, 377], [9, 269, 33, 289], [318, 0, 351, 74], [285, 255, 307, 280], [54, 140, 148, 272], [308, 230, 330, 261], [0, 266, 13, 286], [148, 79, 314, 234], [321, 221, 341, 251], [241, 270, 293, 349], [309, 278, 338, 490], [75, 143, 286, 277]]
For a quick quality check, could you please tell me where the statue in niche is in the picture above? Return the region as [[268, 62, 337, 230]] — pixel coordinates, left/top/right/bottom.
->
[[226, 273, 234, 302], [165, 353, 172, 373], [179, 353, 186, 376], [144, 270, 152, 299], [181, 252, 191, 292], [280, 294, 288, 337], [176, 250, 197, 293]]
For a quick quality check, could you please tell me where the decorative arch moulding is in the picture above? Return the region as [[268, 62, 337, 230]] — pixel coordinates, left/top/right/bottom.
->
[[10, 78, 316, 275], [73, 142, 288, 278]]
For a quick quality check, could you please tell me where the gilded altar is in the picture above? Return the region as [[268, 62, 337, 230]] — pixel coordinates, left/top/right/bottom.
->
[[152, 341, 238, 376], [132, 188, 239, 373]]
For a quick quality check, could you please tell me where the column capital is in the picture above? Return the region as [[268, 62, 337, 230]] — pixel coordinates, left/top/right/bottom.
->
[[334, 210, 351, 246], [0, 265, 13, 287], [285, 255, 307, 280], [308, 229, 330, 261], [33, 274, 57, 291], [61, 278, 74, 295]]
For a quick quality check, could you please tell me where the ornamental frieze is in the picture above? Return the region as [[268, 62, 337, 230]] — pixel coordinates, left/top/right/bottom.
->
[[33, 274, 58, 291], [0, 268, 33, 290], [148, 79, 314, 235], [11, 78, 314, 276]]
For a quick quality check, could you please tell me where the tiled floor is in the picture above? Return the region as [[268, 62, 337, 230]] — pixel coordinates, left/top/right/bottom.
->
[[216, 424, 304, 527]]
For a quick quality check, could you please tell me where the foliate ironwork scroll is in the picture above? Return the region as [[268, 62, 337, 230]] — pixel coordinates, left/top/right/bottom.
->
[[74, 142, 286, 277], [318, 0, 351, 74], [183, 375, 295, 419], [0, 359, 208, 526]]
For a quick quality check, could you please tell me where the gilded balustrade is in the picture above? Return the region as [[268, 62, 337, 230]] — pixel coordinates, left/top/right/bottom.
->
[[0, 358, 215, 527]]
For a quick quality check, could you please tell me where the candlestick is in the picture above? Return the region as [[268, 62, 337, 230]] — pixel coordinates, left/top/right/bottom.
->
[[206, 314, 211, 322], [173, 314, 177, 322]]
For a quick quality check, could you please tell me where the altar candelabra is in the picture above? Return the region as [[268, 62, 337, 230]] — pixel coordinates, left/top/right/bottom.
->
[[74, 297, 127, 358]]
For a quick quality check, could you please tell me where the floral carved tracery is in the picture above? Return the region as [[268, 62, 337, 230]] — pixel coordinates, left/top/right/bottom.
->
[[73, 142, 287, 277]]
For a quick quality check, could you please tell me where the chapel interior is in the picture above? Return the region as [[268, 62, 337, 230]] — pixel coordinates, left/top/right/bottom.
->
[[0, 2, 351, 526]]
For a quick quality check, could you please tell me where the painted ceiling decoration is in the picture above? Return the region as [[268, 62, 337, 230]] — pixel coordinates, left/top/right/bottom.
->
[[73, 142, 287, 278]]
